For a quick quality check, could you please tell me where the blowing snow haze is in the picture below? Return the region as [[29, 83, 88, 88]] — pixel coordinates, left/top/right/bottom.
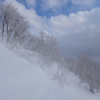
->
[[1, 0, 100, 58]]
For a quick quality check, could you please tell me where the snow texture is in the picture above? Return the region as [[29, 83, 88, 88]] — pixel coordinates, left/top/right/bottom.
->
[[0, 42, 100, 100], [0, 43, 75, 100]]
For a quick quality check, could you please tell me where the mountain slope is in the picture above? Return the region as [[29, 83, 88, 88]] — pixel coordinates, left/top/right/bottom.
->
[[0, 43, 75, 100], [44, 60, 100, 100]]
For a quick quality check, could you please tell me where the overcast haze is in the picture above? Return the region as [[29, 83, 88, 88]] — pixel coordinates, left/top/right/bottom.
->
[[1, 0, 100, 58]]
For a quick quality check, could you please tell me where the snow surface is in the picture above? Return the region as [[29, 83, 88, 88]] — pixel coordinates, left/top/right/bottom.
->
[[0, 42, 100, 100], [44, 62, 100, 100], [0, 43, 75, 100]]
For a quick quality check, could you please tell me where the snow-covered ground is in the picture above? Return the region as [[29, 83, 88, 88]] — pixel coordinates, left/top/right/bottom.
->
[[0, 43, 75, 100], [45, 62, 100, 100], [0, 42, 100, 100]]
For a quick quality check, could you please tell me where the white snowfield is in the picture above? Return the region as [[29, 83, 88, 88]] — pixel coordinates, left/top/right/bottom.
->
[[0, 43, 100, 100], [0, 43, 75, 100]]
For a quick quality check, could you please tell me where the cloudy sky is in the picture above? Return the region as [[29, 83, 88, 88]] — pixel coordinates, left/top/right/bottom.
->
[[1, 0, 100, 58]]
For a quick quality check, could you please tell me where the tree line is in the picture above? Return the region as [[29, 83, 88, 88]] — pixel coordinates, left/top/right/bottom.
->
[[65, 55, 100, 94], [0, 2, 64, 77]]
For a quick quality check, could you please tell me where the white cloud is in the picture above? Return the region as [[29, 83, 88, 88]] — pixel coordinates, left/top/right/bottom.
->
[[48, 8, 100, 36], [71, 0, 95, 6], [29, 0, 97, 13], [26, 0, 36, 7], [39, 0, 97, 13], [41, 0, 68, 11], [47, 8, 100, 56]]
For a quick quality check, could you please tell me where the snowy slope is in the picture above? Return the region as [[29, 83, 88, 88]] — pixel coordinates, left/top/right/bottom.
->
[[0, 43, 75, 100], [44, 63, 100, 100]]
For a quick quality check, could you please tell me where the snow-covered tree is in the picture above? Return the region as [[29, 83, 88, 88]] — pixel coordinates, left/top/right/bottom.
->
[[77, 55, 100, 93], [37, 31, 62, 68], [0, 2, 29, 49]]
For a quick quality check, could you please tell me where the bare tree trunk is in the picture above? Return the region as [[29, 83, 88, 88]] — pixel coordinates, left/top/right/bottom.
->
[[89, 84, 94, 94], [2, 22, 4, 41], [6, 23, 9, 43]]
